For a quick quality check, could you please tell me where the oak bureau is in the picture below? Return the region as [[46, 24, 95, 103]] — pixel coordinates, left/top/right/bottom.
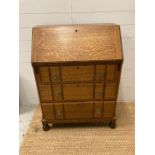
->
[[31, 24, 123, 131]]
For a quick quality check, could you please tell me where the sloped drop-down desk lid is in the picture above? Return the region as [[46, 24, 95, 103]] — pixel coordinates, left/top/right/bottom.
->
[[31, 24, 123, 64]]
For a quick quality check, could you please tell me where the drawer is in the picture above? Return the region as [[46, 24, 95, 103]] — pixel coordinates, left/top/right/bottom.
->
[[39, 85, 53, 102], [94, 102, 103, 118], [42, 104, 55, 120], [55, 103, 64, 120], [104, 82, 117, 100], [63, 83, 94, 101], [38, 67, 50, 84], [61, 65, 94, 82], [106, 64, 117, 81], [95, 83, 104, 99], [38, 66, 61, 84], [103, 101, 115, 118], [50, 66, 61, 82], [53, 84, 62, 101], [64, 102, 93, 119], [96, 65, 106, 81], [41, 101, 115, 120]]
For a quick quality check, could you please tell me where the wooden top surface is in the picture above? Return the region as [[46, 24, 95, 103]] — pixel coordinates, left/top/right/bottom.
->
[[31, 24, 123, 64]]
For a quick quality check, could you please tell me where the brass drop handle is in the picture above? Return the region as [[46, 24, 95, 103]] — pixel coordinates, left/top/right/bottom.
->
[[53, 74, 59, 80], [56, 110, 62, 116], [95, 109, 101, 115], [54, 92, 61, 97], [95, 92, 103, 97], [96, 73, 104, 78]]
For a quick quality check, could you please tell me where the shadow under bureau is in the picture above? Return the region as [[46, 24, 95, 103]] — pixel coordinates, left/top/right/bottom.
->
[[31, 24, 123, 131]]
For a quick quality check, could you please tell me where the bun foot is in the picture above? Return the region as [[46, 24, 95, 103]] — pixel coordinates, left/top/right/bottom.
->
[[42, 120, 50, 131], [109, 121, 116, 129]]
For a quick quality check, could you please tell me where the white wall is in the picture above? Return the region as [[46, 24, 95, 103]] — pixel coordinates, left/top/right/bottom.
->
[[19, 0, 135, 105]]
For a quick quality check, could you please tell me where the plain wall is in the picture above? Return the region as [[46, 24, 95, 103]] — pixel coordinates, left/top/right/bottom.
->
[[19, 0, 135, 105]]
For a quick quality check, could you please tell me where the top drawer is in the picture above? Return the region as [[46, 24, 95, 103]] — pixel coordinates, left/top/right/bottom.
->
[[36, 63, 120, 84], [96, 64, 118, 82], [37, 66, 61, 84], [37, 65, 94, 84]]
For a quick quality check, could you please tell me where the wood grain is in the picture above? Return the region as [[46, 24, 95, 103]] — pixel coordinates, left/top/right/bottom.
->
[[106, 64, 116, 81], [50, 66, 61, 82], [104, 82, 117, 100], [39, 67, 50, 84], [41, 101, 116, 120], [103, 101, 115, 118], [54, 103, 64, 120], [53, 84, 62, 101], [95, 84, 104, 99], [32, 24, 123, 63], [96, 65, 106, 81], [39, 85, 52, 102], [42, 104, 55, 120], [94, 101, 103, 118]]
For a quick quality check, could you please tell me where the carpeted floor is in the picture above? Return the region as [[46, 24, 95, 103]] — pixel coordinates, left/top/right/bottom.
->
[[20, 102, 135, 155]]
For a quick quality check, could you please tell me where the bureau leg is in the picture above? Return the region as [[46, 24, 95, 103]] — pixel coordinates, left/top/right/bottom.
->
[[42, 120, 50, 131], [109, 120, 116, 129]]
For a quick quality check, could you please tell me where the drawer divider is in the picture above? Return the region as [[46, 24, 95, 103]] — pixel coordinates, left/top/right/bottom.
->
[[93, 65, 96, 117], [59, 66, 65, 119], [48, 67, 54, 102], [103, 65, 107, 99], [48, 67, 56, 119], [93, 65, 96, 99]]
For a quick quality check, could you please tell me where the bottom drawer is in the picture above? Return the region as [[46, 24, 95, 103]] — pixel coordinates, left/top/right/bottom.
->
[[42, 103, 64, 120], [94, 101, 116, 118], [41, 104, 55, 120], [103, 101, 115, 118], [41, 101, 116, 120]]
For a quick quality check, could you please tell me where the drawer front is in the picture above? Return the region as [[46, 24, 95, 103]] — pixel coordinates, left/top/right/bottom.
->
[[104, 82, 117, 100], [94, 102, 103, 118], [96, 65, 106, 81], [63, 83, 94, 100], [53, 84, 62, 101], [42, 104, 55, 120], [103, 101, 115, 118], [64, 102, 93, 119], [55, 103, 64, 120], [95, 64, 119, 82], [50, 66, 61, 82], [41, 101, 115, 120], [38, 66, 61, 84], [62, 65, 94, 82], [37, 64, 120, 84], [39, 85, 52, 102], [95, 84, 104, 99], [39, 67, 50, 84], [106, 64, 117, 81]]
